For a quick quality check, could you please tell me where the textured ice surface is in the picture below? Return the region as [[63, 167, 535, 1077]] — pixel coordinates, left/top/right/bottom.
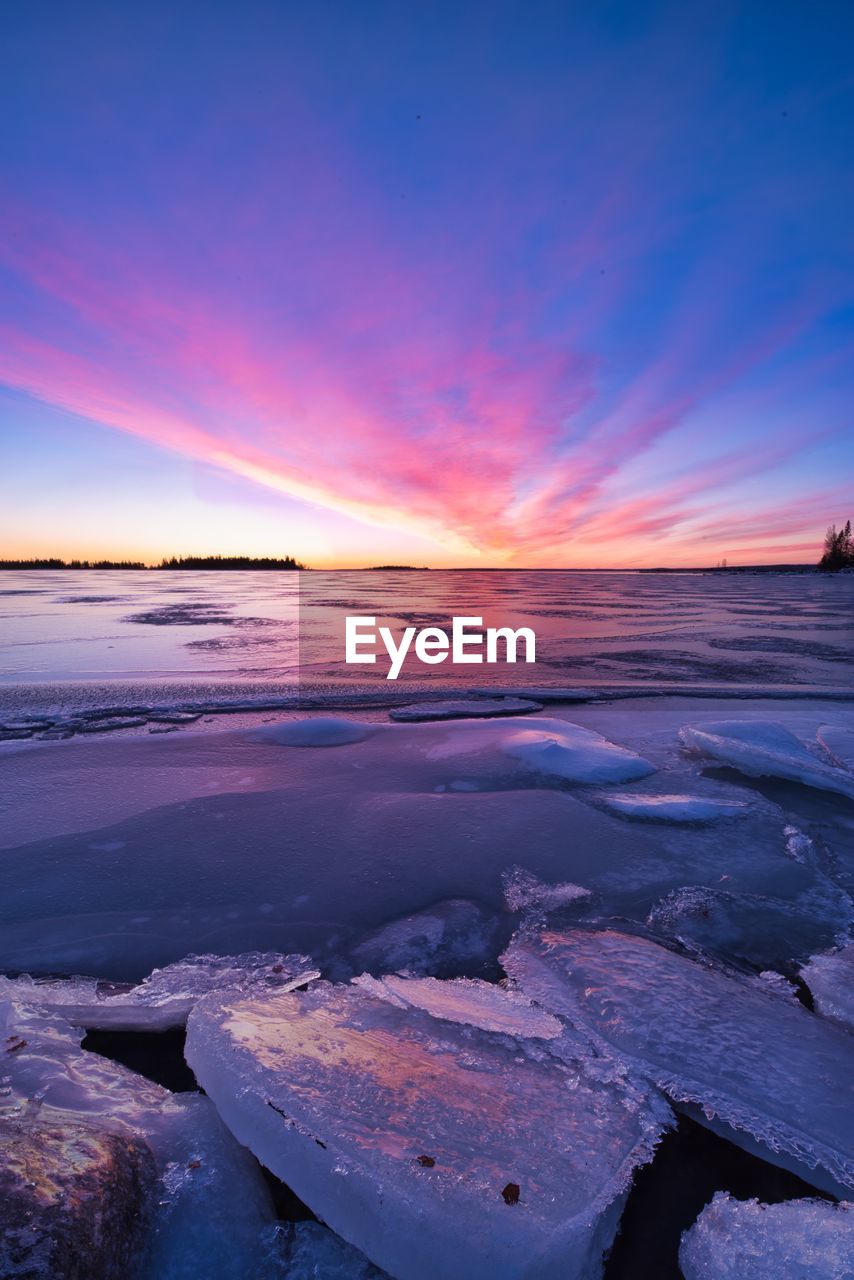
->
[[0, 952, 318, 1030], [351, 974, 564, 1039], [0, 1000, 280, 1279], [246, 716, 377, 746], [679, 1193, 854, 1280], [680, 720, 854, 798], [800, 944, 854, 1033], [504, 929, 854, 1197], [501, 721, 655, 784], [1, 705, 849, 977], [389, 698, 542, 721], [599, 792, 748, 823], [185, 978, 671, 1280], [347, 899, 503, 979]]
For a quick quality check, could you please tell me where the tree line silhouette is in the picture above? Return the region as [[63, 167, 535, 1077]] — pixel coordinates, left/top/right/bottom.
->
[[818, 521, 853, 572]]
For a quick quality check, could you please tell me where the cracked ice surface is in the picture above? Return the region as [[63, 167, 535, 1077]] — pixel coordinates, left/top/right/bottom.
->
[[503, 929, 854, 1198], [0, 953, 318, 1031], [185, 978, 671, 1280], [1, 705, 850, 978], [679, 720, 854, 799], [679, 1193, 854, 1280]]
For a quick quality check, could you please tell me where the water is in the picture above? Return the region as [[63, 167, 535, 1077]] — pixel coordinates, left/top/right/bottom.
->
[[1, 569, 852, 734]]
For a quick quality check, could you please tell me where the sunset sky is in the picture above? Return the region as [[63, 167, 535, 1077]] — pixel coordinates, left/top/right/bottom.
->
[[1, 1, 852, 567]]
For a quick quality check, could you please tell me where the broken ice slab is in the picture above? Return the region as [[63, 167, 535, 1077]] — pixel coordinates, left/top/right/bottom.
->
[[351, 974, 564, 1039], [679, 720, 854, 799], [500, 720, 656, 784], [599, 792, 748, 823], [800, 943, 854, 1034], [503, 929, 854, 1198], [0, 1000, 280, 1280], [389, 698, 543, 722], [0, 952, 319, 1031], [185, 978, 672, 1280], [679, 1192, 854, 1280]]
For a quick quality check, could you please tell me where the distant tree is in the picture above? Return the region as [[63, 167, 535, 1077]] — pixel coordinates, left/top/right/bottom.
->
[[818, 520, 853, 572]]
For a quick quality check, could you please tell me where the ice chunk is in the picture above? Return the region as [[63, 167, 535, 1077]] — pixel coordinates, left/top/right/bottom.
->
[[352, 974, 564, 1039], [0, 952, 318, 1031], [679, 721, 854, 799], [679, 1192, 854, 1279], [275, 1221, 388, 1278], [389, 698, 542, 722], [817, 725, 854, 773], [186, 979, 671, 1280], [347, 899, 503, 979], [600, 792, 748, 823], [502, 867, 591, 914], [800, 944, 854, 1033], [503, 929, 854, 1197], [247, 716, 378, 746], [0, 1000, 279, 1280], [501, 721, 655, 784]]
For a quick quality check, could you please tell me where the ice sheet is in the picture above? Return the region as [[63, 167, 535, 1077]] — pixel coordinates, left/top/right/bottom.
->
[[503, 928, 854, 1197], [185, 979, 671, 1280], [680, 720, 854, 799]]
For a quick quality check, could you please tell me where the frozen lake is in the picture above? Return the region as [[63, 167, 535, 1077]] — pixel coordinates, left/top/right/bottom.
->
[[2, 569, 853, 1277], [1, 568, 852, 731]]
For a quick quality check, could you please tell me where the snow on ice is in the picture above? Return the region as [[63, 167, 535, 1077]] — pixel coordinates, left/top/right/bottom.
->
[[679, 1193, 854, 1280]]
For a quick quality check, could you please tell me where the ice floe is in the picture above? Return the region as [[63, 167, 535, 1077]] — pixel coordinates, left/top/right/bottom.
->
[[800, 943, 854, 1033], [503, 928, 854, 1197], [680, 720, 854, 799], [185, 978, 671, 1280], [500, 720, 655, 784], [599, 792, 748, 823], [0, 952, 318, 1031], [679, 1193, 854, 1280]]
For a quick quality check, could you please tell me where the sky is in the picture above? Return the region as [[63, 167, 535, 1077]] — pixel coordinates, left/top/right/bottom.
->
[[1, 1, 852, 568]]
